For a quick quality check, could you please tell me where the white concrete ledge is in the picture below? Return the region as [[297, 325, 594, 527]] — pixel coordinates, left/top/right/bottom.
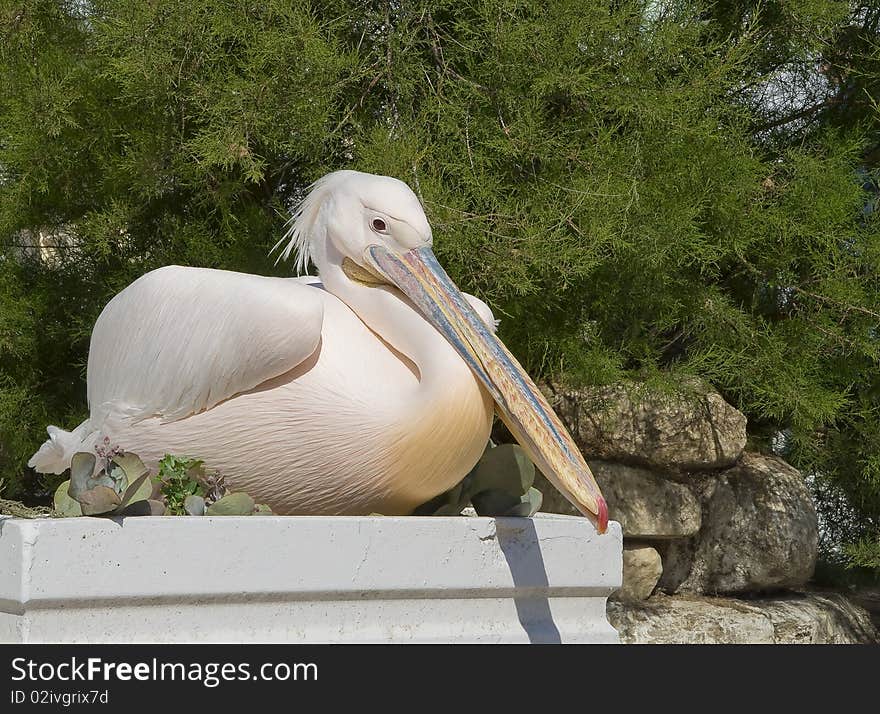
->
[[0, 513, 622, 643]]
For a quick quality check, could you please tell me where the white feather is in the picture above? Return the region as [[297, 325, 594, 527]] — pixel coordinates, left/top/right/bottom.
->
[[87, 265, 324, 424], [462, 294, 498, 334], [272, 171, 363, 274], [27, 423, 99, 475]]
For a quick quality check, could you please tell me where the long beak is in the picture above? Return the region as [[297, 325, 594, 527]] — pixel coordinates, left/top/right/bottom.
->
[[364, 245, 608, 534]]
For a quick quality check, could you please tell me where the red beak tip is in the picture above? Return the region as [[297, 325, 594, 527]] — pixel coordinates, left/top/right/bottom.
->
[[597, 497, 609, 535]]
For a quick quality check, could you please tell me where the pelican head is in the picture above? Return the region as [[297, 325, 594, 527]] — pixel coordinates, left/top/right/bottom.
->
[[276, 170, 608, 533]]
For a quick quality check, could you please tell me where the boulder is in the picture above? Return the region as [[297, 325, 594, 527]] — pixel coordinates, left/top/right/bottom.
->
[[760, 592, 879, 644], [849, 587, 880, 630], [611, 544, 663, 601], [608, 592, 878, 644], [608, 594, 773, 644], [536, 460, 701, 539], [659, 453, 818, 594], [544, 381, 746, 471]]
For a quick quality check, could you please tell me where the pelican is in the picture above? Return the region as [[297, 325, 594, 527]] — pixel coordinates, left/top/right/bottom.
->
[[29, 170, 607, 531]]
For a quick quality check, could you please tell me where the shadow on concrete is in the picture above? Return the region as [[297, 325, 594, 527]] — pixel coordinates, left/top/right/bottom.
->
[[497, 518, 561, 643]]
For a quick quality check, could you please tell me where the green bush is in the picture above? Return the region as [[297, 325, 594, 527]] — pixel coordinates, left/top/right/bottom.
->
[[1, 1, 878, 567]]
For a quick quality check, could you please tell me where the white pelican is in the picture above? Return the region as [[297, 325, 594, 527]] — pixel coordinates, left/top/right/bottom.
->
[[29, 170, 607, 531]]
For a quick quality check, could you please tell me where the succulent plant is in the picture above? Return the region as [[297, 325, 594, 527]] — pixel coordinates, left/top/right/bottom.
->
[[156, 455, 207, 515], [412, 480, 467, 516], [48, 447, 271, 518], [183, 494, 206, 516], [414, 442, 544, 518], [154, 454, 271, 516], [205, 492, 256, 516], [55, 449, 161, 517], [53, 480, 83, 517], [50, 440, 538, 520]]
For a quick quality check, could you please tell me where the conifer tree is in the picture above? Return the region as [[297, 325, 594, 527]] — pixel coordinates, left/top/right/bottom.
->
[[1, 1, 878, 570]]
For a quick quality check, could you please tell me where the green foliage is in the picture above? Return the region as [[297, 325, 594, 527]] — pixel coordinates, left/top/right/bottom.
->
[[154, 453, 270, 516], [205, 492, 257, 517], [155, 455, 205, 516], [845, 539, 880, 571], [55, 449, 156, 516], [52, 479, 81, 517], [47, 451, 270, 517], [415, 442, 543, 517], [1, 1, 879, 567], [183, 494, 206, 517]]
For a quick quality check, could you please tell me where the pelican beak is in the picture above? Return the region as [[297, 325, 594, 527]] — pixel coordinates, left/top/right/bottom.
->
[[364, 245, 608, 533]]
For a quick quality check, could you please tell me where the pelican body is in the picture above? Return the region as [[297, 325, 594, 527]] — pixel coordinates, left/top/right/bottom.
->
[[30, 171, 607, 530]]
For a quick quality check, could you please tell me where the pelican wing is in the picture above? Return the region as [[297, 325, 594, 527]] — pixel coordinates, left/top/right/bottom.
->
[[87, 266, 324, 424]]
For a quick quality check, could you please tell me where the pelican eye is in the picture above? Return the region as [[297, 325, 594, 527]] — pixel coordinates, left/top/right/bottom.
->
[[371, 217, 388, 233]]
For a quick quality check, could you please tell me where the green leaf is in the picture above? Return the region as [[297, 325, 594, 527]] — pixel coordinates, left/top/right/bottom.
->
[[68, 452, 97, 500], [107, 464, 129, 494], [413, 479, 470, 516], [412, 491, 453, 516], [112, 452, 149, 480], [470, 489, 522, 516], [53, 480, 82, 517], [431, 503, 466, 516], [205, 492, 255, 516], [69, 450, 119, 506], [466, 444, 535, 499], [91, 472, 118, 491], [106, 453, 148, 498], [116, 500, 152, 516], [119, 471, 152, 509], [184, 494, 206, 516], [156, 454, 208, 514], [147, 500, 166, 516], [77, 485, 122, 515], [504, 487, 544, 517]]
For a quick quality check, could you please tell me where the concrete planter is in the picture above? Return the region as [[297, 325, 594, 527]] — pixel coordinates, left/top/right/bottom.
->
[[0, 513, 621, 643]]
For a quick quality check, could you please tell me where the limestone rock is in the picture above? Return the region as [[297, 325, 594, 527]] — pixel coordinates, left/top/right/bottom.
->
[[760, 593, 879, 644], [608, 592, 878, 644], [544, 381, 747, 471], [659, 453, 818, 594], [536, 460, 701, 539], [609, 595, 774, 644], [850, 588, 880, 630], [611, 545, 663, 601]]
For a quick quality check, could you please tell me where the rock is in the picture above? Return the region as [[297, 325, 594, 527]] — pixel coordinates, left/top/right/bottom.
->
[[611, 545, 663, 601], [609, 595, 774, 644], [760, 592, 879, 644], [659, 452, 818, 594], [849, 587, 880, 630], [544, 381, 747, 471], [608, 592, 878, 644], [536, 460, 701, 539]]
